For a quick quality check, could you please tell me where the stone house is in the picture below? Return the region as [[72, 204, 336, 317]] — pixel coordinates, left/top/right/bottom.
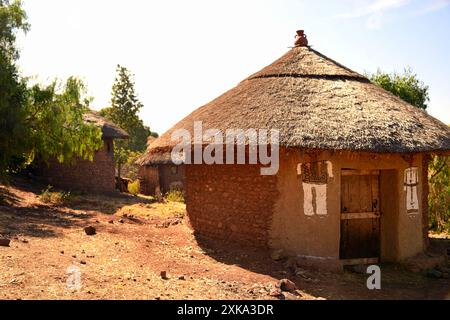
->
[[38, 111, 128, 193], [140, 31, 450, 269]]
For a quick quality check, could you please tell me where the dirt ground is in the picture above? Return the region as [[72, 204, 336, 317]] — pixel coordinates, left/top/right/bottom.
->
[[1, 177, 449, 300]]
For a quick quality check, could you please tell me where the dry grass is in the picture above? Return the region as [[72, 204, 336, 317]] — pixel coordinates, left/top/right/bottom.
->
[[1, 178, 450, 300], [142, 46, 450, 165], [116, 202, 185, 219]]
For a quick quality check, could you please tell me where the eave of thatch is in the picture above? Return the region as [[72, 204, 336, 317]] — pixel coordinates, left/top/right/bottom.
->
[[136, 137, 183, 166], [136, 150, 178, 166], [84, 111, 129, 140], [145, 46, 450, 156]]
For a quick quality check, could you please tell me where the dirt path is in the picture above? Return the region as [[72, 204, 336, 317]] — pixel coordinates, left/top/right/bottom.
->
[[1, 178, 449, 300]]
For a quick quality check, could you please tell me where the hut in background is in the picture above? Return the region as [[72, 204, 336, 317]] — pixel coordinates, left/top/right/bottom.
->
[[141, 31, 450, 270], [37, 111, 128, 193], [136, 137, 185, 196]]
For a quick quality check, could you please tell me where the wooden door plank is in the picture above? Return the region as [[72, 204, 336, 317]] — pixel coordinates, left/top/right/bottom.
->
[[340, 173, 381, 260], [341, 212, 381, 220], [342, 170, 380, 176], [359, 175, 373, 212], [347, 176, 361, 213]]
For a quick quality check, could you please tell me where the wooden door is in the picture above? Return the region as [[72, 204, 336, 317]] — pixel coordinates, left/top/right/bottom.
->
[[340, 170, 381, 263]]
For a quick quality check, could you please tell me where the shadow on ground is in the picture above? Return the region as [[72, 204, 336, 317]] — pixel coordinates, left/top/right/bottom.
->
[[0, 176, 152, 238], [0, 205, 95, 238], [195, 234, 450, 300]]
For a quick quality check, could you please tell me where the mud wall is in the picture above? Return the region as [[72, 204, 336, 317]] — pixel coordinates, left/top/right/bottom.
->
[[138, 165, 160, 196], [185, 164, 278, 247], [159, 164, 185, 194], [270, 149, 424, 262], [183, 148, 425, 262], [40, 139, 116, 193]]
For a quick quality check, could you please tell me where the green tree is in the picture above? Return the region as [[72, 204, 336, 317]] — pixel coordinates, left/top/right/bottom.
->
[[27, 77, 103, 165], [0, 50, 29, 175], [101, 65, 154, 178], [0, 0, 103, 177], [370, 68, 449, 233], [368, 68, 429, 110], [0, 0, 29, 176], [0, 0, 29, 59], [428, 154, 450, 231]]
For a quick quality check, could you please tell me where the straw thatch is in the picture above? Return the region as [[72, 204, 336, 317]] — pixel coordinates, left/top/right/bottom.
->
[[141, 46, 450, 165], [136, 138, 180, 165], [84, 111, 129, 139]]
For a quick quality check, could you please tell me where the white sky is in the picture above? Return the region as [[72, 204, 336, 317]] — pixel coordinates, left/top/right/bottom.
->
[[17, 0, 450, 134]]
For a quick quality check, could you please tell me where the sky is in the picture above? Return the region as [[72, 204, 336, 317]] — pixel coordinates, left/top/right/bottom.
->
[[16, 0, 450, 134]]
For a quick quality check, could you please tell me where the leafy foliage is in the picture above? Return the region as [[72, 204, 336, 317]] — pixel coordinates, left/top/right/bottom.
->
[[101, 65, 156, 179], [0, 0, 29, 176], [370, 68, 448, 232], [40, 185, 74, 205], [428, 155, 450, 232], [27, 77, 103, 165], [101, 65, 152, 152], [0, 1, 103, 177], [120, 150, 144, 181], [0, 0, 29, 60], [165, 189, 185, 203], [0, 50, 29, 176], [368, 68, 429, 110], [127, 179, 140, 196]]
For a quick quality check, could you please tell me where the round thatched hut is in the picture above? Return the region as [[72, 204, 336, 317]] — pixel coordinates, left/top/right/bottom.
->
[[38, 111, 128, 193], [136, 139, 185, 196], [141, 31, 450, 269]]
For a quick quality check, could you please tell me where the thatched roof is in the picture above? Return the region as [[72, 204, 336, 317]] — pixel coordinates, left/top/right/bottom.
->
[[84, 111, 129, 139], [141, 45, 450, 165], [136, 138, 182, 165], [136, 150, 176, 166]]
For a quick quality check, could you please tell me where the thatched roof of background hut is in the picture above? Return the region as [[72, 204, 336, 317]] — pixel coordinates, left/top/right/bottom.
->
[[84, 111, 129, 139], [140, 39, 450, 166], [136, 137, 181, 166]]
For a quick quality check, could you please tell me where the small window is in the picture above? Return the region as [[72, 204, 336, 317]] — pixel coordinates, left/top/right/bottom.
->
[[171, 166, 178, 175]]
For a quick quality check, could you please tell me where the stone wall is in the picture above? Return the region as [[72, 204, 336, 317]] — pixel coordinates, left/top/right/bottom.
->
[[185, 164, 278, 247], [40, 138, 116, 193]]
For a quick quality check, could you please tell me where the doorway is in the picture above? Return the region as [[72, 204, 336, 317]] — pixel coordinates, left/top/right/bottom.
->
[[340, 169, 381, 265]]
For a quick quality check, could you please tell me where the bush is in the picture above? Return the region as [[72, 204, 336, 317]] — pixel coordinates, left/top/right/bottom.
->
[[429, 155, 450, 232], [120, 151, 144, 181], [128, 179, 140, 196], [40, 185, 73, 205], [165, 189, 185, 203]]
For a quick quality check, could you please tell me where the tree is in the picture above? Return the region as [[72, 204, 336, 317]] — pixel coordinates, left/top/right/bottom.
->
[[103, 65, 152, 151], [26, 77, 103, 165], [0, 0, 29, 60], [0, 0, 29, 176], [0, 0, 103, 177], [368, 68, 429, 110], [101, 65, 153, 178], [0, 49, 29, 175], [370, 68, 449, 233], [428, 154, 450, 231]]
